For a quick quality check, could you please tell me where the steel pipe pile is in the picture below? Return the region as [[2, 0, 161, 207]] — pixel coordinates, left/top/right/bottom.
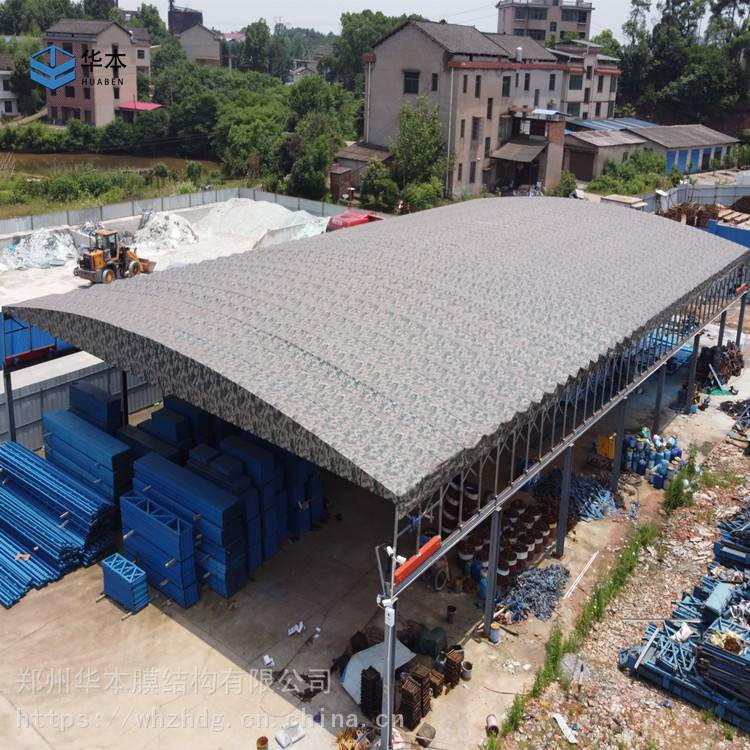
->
[[101, 553, 149, 614], [0, 442, 113, 543], [534, 470, 616, 521], [499, 564, 570, 622]]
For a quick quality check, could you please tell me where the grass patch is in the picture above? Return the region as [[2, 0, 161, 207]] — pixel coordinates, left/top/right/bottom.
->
[[701, 468, 741, 490], [500, 522, 660, 736], [663, 444, 700, 514]]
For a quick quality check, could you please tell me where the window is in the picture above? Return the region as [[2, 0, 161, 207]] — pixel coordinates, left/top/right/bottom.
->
[[585, 65, 592, 80], [403, 71, 419, 95], [549, 73, 556, 90], [502, 76, 511, 97], [515, 7, 526, 18], [569, 74, 583, 90], [499, 117, 511, 138], [50, 106, 58, 119], [460, 119, 465, 138], [610, 75, 617, 93], [474, 75, 481, 98], [3, 100, 12, 113], [533, 89, 540, 106], [469, 161, 476, 183], [562, 8, 588, 22], [584, 88, 590, 103], [513, 28, 526, 36], [519, 119, 531, 135], [567, 101, 580, 116], [2, 79, 9, 92], [62, 42, 73, 53], [431, 73, 438, 92], [83, 87, 90, 100], [463, 74, 468, 94], [527, 29, 546, 40], [595, 101, 601, 117], [486, 97, 493, 120], [514, 72, 519, 87], [524, 73, 530, 91], [84, 110, 91, 123], [113, 87, 120, 100], [597, 75, 604, 93], [471, 116, 481, 141], [484, 137, 491, 157], [550, 21, 557, 32], [529, 7, 547, 19], [622, 151, 629, 162], [65, 86, 75, 98], [458, 163, 463, 181], [137, 49, 145, 60], [607, 101, 615, 118]]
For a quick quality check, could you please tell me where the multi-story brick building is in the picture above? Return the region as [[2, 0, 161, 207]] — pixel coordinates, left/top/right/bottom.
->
[[0, 53, 18, 119], [496, 0, 593, 43], [44, 20, 139, 126], [362, 20, 621, 196]]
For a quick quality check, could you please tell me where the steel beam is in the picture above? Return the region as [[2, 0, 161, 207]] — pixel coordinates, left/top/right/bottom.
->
[[555, 445, 574, 558], [120, 370, 129, 427], [737, 294, 747, 348], [610, 398, 627, 494], [380, 601, 398, 750], [653, 364, 666, 436], [684, 332, 702, 415], [483, 507, 502, 636]]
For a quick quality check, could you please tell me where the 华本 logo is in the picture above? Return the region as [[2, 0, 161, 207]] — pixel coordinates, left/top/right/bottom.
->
[[29, 45, 76, 91]]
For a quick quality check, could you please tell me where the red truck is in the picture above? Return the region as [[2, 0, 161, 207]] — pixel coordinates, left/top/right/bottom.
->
[[326, 209, 383, 232]]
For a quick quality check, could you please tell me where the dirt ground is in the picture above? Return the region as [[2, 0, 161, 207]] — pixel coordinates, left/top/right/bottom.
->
[[497, 441, 750, 750]]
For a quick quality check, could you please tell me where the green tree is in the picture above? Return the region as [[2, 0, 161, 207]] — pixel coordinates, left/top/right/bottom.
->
[[268, 31, 289, 80], [138, 3, 168, 45], [590, 29, 622, 57], [360, 159, 399, 210], [241, 19, 271, 73], [288, 138, 331, 198], [11, 55, 45, 116], [390, 97, 446, 188], [170, 91, 219, 157], [83, 0, 113, 20]]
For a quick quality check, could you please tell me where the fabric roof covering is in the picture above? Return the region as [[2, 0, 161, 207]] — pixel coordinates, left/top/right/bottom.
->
[[6, 200, 747, 510], [491, 141, 547, 162]]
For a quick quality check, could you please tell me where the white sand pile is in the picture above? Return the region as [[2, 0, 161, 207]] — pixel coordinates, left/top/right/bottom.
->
[[134, 211, 198, 249], [0, 198, 328, 302]]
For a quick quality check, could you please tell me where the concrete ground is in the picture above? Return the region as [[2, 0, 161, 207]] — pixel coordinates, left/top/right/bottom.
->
[[1, 322, 748, 750]]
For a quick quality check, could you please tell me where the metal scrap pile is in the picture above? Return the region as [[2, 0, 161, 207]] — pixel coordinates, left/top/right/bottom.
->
[[620, 506, 750, 731], [661, 202, 721, 228], [698, 342, 744, 386], [534, 469, 617, 521], [499, 564, 570, 622]]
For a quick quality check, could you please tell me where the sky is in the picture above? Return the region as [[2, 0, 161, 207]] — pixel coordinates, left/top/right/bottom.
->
[[151, 0, 634, 39]]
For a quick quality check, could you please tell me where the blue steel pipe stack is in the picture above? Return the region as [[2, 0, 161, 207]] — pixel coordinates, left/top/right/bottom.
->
[[43, 409, 134, 502], [120, 492, 198, 607], [621, 504, 750, 730], [0, 527, 62, 607], [139, 408, 194, 463], [533, 470, 616, 521], [69, 381, 123, 433], [132, 453, 246, 598], [101, 552, 149, 613], [187, 444, 263, 572]]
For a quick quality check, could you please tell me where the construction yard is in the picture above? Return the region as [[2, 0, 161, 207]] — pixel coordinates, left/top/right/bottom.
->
[[1, 198, 749, 750]]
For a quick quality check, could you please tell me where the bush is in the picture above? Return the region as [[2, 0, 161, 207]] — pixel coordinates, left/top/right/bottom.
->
[[185, 160, 203, 184], [403, 179, 443, 212], [663, 444, 699, 513], [545, 170, 577, 197], [587, 150, 674, 195], [360, 159, 399, 210]]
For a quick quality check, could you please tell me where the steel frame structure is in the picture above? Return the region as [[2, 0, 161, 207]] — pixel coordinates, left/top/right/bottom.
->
[[375, 265, 748, 749]]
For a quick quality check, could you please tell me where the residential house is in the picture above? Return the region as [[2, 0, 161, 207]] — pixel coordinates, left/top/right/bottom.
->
[[44, 19, 139, 126], [496, 0, 592, 42], [0, 53, 18, 119], [177, 24, 221, 67], [548, 39, 619, 119], [363, 20, 615, 196], [168, 3, 203, 35], [130, 27, 151, 75]]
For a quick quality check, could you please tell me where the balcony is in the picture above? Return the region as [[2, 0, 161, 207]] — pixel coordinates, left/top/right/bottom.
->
[[498, 0, 592, 7]]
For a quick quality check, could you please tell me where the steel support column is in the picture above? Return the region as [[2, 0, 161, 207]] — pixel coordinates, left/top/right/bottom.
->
[[610, 398, 627, 494], [120, 370, 129, 427], [380, 601, 398, 750], [483, 506, 502, 636], [718, 310, 727, 349], [555, 444, 574, 558], [737, 294, 747, 348], [653, 365, 666, 436], [2, 367, 15, 442], [684, 332, 702, 415]]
